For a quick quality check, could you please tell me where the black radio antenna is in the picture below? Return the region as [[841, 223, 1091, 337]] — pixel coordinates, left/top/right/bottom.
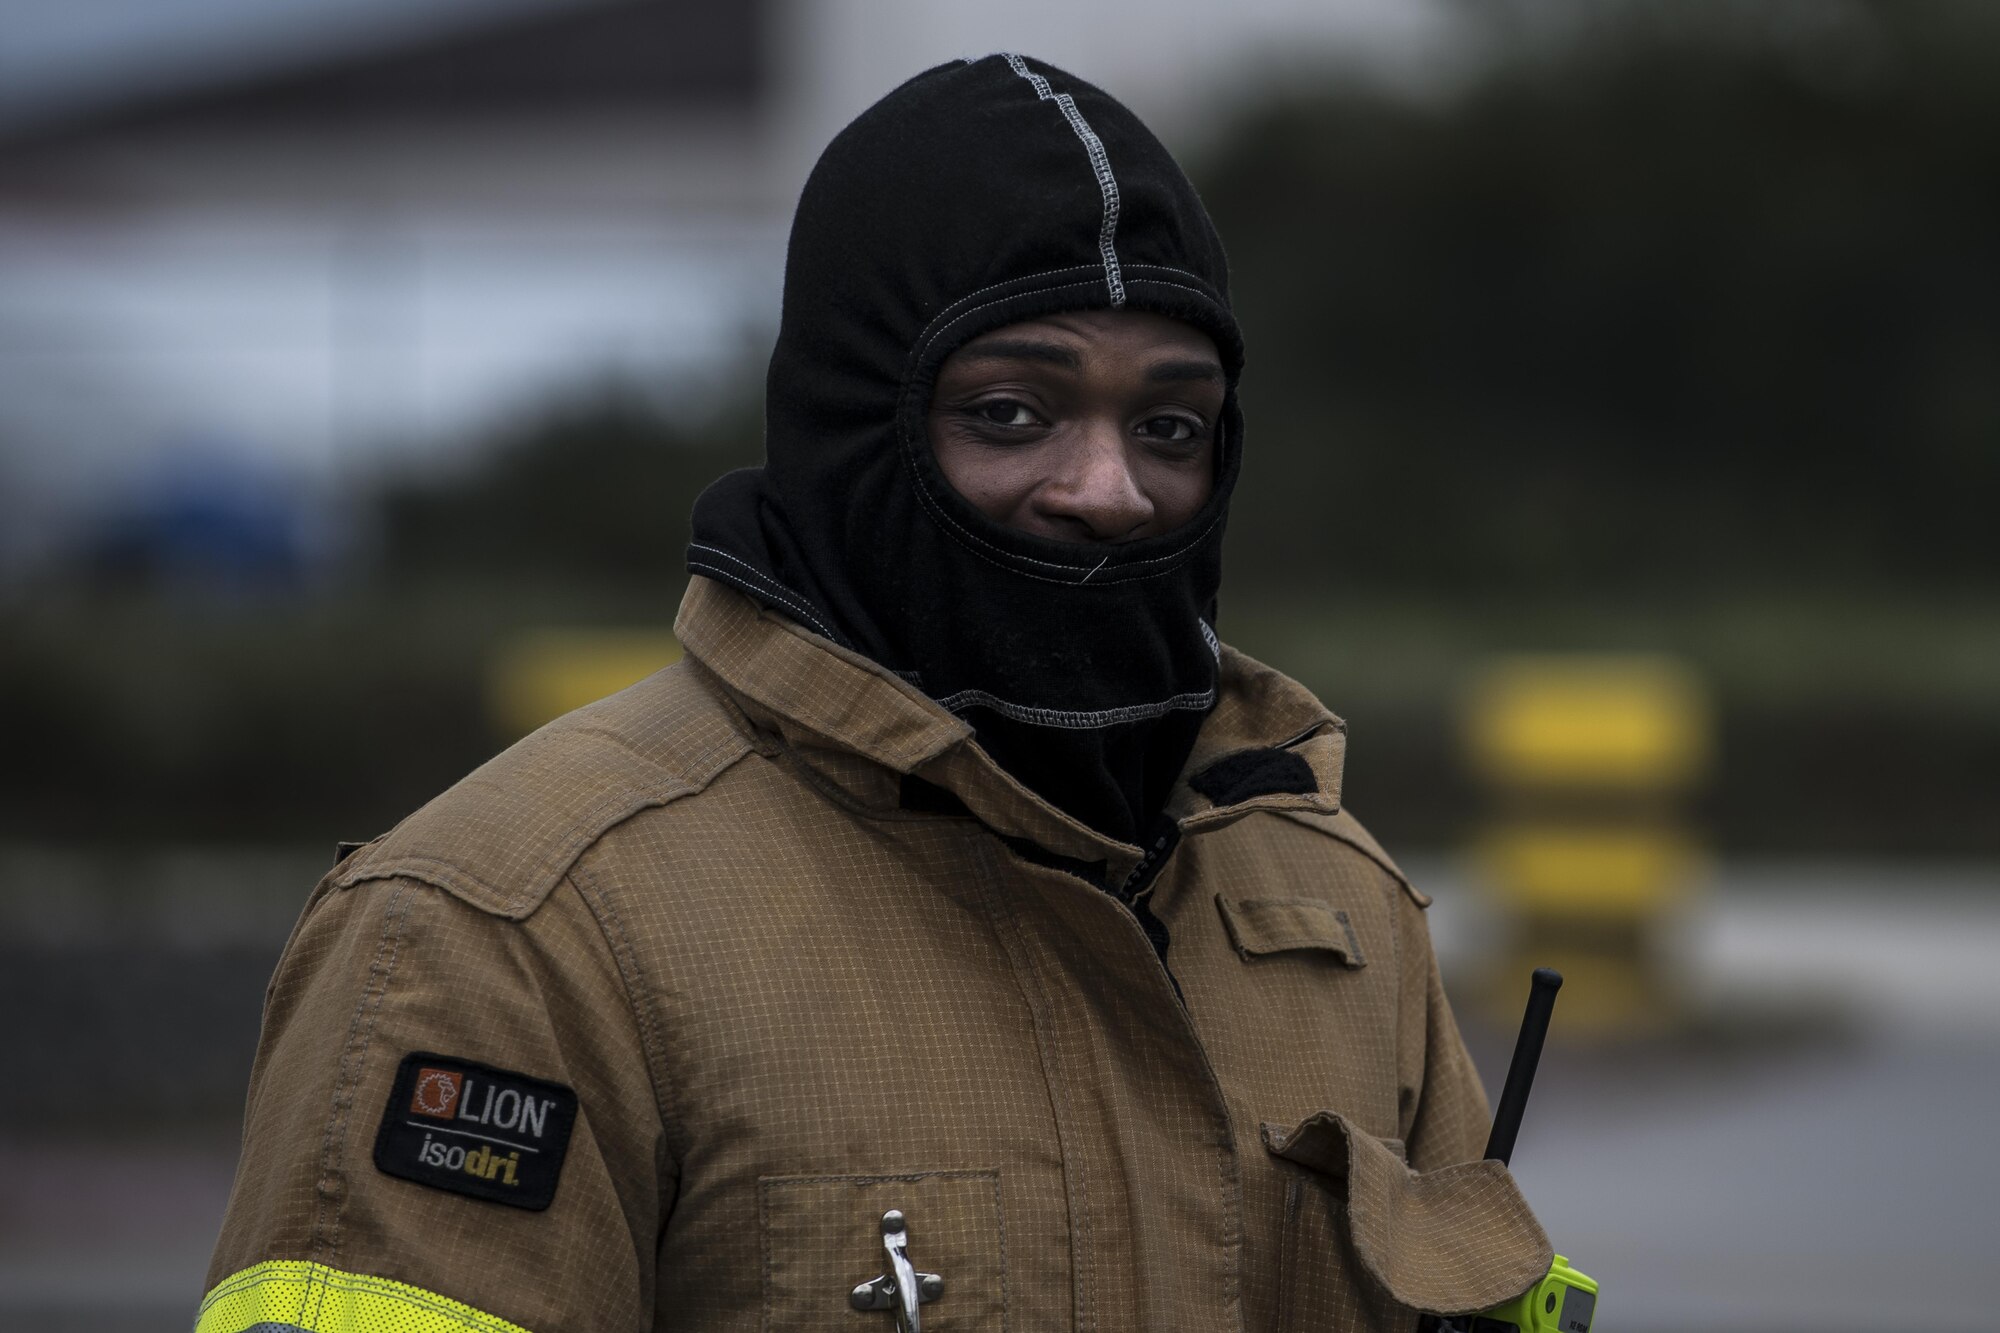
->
[[1484, 967, 1563, 1166]]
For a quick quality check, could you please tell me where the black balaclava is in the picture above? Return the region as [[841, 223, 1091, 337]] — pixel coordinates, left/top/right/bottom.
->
[[688, 54, 1244, 847]]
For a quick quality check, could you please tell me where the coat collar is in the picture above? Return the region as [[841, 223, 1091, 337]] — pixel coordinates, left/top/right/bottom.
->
[[675, 576, 1345, 872]]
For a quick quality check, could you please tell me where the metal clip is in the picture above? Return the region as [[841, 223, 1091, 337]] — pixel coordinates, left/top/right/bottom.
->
[[848, 1209, 943, 1332]]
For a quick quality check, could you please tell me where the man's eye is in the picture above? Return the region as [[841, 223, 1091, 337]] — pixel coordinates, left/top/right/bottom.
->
[[975, 400, 1039, 428], [1139, 415, 1199, 442]]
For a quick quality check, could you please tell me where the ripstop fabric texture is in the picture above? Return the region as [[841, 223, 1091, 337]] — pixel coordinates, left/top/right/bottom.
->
[[202, 577, 1551, 1333]]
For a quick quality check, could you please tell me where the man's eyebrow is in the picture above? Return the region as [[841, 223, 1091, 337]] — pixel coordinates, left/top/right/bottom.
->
[[953, 338, 1082, 369], [1146, 359, 1224, 384]]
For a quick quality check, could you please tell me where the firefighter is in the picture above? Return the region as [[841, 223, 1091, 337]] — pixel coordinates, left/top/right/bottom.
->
[[199, 55, 1549, 1332]]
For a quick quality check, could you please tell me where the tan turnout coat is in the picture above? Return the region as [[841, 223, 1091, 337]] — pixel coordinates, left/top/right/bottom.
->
[[203, 577, 1549, 1332]]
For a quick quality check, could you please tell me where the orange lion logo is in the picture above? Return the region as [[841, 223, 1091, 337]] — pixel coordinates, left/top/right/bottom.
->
[[410, 1067, 463, 1119]]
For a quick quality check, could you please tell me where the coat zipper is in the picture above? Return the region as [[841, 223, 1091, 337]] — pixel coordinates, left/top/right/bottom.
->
[[1118, 825, 1178, 902], [1113, 823, 1183, 1002]]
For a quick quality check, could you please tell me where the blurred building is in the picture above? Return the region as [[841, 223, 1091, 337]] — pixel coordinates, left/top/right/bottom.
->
[[0, 0, 1442, 582], [0, 0, 784, 581]]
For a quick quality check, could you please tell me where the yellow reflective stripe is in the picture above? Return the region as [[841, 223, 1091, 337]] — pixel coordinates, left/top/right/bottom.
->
[[196, 1260, 532, 1333]]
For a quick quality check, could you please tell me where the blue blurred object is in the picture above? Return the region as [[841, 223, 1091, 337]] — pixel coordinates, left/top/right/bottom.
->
[[75, 442, 331, 599]]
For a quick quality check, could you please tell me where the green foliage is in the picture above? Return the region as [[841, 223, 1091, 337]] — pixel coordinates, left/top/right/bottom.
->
[[375, 381, 763, 590], [1, 382, 765, 844], [1200, 0, 2000, 595]]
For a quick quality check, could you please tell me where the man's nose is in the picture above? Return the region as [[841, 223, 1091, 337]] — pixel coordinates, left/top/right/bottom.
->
[[1035, 421, 1152, 541]]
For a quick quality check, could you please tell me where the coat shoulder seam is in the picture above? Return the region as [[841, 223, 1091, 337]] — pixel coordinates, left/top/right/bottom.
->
[[1268, 806, 1431, 908], [329, 662, 758, 920], [560, 864, 688, 1165]]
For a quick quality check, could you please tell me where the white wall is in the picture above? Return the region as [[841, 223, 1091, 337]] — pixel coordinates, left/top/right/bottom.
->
[[0, 0, 1463, 573]]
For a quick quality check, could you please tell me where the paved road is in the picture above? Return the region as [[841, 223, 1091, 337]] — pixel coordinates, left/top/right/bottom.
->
[[5, 857, 1996, 1331], [1471, 1030, 2000, 1332], [1435, 860, 2000, 1333], [0, 1136, 235, 1333]]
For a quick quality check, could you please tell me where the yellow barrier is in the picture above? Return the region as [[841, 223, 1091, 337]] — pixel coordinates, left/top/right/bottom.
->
[[1463, 655, 1712, 1035], [1464, 655, 1711, 791], [486, 628, 682, 738], [1476, 824, 1704, 917]]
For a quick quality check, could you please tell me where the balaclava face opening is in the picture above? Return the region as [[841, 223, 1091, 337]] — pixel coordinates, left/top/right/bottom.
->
[[688, 53, 1245, 846]]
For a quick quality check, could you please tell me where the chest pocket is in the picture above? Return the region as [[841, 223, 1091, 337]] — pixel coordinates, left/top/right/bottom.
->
[[1215, 894, 1366, 967], [759, 1169, 1005, 1331], [1205, 889, 1401, 1137]]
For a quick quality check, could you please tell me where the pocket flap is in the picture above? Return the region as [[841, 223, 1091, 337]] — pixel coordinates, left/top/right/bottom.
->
[[1264, 1112, 1552, 1317], [1216, 895, 1365, 966]]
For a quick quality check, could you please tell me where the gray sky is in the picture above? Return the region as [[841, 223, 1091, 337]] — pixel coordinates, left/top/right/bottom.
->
[[0, 0, 566, 127], [0, 0, 1461, 576]]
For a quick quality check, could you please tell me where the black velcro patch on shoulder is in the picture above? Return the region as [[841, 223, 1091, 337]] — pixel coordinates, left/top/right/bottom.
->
[[1189, 747, 1318, 806], [373, 1052, 578, 1211]]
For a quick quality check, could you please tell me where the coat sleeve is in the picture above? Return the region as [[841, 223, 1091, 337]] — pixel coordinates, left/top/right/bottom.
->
[[1392, 887, 1493, 1173], [198, 871, 669, 1333]]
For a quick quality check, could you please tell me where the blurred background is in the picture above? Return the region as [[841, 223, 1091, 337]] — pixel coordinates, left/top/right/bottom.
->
[[2, 0, 1994, 1328]]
